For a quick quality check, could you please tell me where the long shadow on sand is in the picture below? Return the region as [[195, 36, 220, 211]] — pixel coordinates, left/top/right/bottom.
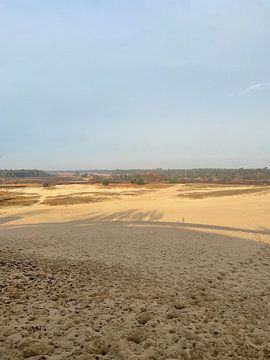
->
[[0, 209, 49, 225], [73, 210, 270, 236], [1, 208, 269, 237]]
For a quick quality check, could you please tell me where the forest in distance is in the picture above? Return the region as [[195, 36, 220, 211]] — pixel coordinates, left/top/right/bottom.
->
[[1, 167, 270, 184]]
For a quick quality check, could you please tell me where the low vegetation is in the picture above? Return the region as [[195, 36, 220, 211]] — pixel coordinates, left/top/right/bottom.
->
[[102, 179, 110, 186], [0, 191, 40, 207], [42, 195, 107, 206], [131, 178, 145, 185], [178, 186, 270, 199]]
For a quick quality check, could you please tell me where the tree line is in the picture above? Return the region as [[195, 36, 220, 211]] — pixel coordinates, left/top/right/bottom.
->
[[0, 169, 50, 178], [1, 168, 270, 184], [110, 168, 270, 183]]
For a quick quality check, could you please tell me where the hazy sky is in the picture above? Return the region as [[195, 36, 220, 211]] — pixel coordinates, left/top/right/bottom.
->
[[0, 0, 270, 169]]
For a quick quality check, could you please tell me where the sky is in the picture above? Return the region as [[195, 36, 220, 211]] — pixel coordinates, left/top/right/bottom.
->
[[0, 0, 270, 170]]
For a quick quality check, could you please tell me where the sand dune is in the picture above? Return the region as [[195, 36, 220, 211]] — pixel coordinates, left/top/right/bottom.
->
[[1, 184, 270, 359]]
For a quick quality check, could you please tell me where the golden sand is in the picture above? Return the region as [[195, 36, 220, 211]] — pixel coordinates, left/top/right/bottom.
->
[[1, 184, 269, 359]]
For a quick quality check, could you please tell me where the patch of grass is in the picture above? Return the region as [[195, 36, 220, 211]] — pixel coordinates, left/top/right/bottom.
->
[[0, 191, 40, 207], [74, 191, 120, 196], [41, 195, 108, 206], [41, 188, 151, 206], [178, 187, 270, 199]]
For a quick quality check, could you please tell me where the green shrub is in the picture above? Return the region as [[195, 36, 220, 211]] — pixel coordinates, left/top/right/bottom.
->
[[131, 178, 144, 185], [102, 179, 109, 186]]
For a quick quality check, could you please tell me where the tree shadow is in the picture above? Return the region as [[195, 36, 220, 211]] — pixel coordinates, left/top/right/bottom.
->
[[76, 209, 163, 223], [0, 215, 22, 225], [76, 210, 270, 236], [0, 209, 49, 225], [1, 208, 269, 237]]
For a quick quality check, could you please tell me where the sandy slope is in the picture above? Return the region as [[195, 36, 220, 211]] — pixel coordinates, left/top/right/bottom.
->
[[0, 184, 270, 359], [1, 184, 270, 231]]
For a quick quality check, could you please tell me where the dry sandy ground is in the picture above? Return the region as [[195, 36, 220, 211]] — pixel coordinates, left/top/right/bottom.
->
[[0, 184, 270, 359]]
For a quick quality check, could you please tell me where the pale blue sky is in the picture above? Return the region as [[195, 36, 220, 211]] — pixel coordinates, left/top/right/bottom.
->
[[0, 0, 270, 169]]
